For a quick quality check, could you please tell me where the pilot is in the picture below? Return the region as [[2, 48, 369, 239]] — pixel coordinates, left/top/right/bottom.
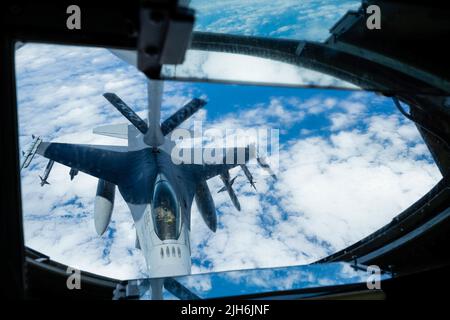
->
[[156, 198, 175, 225]]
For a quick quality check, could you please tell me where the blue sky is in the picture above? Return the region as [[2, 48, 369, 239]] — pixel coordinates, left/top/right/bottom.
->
[[15, 0, 442, 281]]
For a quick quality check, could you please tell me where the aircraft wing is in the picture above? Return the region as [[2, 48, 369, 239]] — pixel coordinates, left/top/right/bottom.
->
[[36, 142, 129, 185], [183, 145, 256, 181]]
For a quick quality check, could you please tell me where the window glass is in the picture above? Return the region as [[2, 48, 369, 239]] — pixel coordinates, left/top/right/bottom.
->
[[190, 0, 360, 41], [153, 181, 180, 240], [16, 43, 442, 280]]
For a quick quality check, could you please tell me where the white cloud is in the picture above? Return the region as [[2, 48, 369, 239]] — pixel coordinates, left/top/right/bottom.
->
[[277, 119, 441, 251], [188, 100, 441, 273]]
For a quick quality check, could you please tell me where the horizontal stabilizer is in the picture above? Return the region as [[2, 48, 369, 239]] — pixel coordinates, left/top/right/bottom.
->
[[103, 93, 148, 134], [109, 49, 137, 67], [160, 98, 207, 136], [93, 123, 129, 139]]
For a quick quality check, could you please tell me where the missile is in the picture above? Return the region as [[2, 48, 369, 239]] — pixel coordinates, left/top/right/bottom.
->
[[218, 172, 241, 211], [39, 159, 54, 187], [21, 135, 42, 170], [257, 157, 277, 180], [240, 164, 257, 190]]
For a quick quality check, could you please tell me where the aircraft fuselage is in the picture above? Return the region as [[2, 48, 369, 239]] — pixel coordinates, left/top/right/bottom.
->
[[119, 148, 196, 278]]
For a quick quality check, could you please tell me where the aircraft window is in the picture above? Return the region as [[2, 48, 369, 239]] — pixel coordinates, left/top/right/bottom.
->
[[190, 0, 360, 42], [161, 50, 357, 90], [15, 43, 443, 280], [143, 262, 392, 299], [153, 181, 181, 241], [161, 0, 362, 88]]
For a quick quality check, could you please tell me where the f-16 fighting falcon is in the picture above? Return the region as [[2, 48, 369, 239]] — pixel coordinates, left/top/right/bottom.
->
[[21, 50, 276, 284]]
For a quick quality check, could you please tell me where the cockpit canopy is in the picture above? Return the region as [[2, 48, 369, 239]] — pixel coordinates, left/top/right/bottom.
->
[[152, 178, 181, 241]]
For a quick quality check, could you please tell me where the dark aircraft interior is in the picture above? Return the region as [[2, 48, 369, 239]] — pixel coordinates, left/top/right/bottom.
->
[[1, 0, 450, 300]]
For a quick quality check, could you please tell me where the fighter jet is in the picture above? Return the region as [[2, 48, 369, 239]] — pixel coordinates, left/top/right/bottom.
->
[[24, 50, 276, 282]]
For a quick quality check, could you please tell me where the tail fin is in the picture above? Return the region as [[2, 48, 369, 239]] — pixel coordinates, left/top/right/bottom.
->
[[39, 176, 50, 186], [219, 174, 241, 211]]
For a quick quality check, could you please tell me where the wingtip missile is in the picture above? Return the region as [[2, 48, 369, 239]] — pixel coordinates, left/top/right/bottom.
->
[[21, 135, 42, 170], [257, 157, 277, 180]]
